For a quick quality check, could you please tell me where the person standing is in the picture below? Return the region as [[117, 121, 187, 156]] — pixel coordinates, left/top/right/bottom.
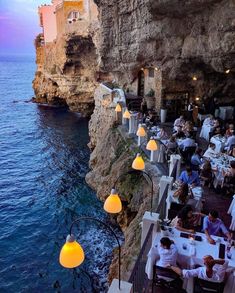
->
[[187, 102, 194, 121]]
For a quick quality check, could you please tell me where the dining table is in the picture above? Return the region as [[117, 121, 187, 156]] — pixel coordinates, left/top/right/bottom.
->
[[210, 136, 226, 153], [166, 186, 203, 215], [210, 154, 235, 188], [199, 123, 214, 141], [145, 229, 235, 293]]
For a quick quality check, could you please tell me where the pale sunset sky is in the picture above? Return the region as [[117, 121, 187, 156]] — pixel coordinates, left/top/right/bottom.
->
[[0, 0, 50, 55]]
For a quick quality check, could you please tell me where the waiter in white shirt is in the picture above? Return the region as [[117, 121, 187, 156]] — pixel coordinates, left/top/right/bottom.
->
[[187, 102, 194, 121], [169, 255, 228, 283], [179, 135, 196, 151]]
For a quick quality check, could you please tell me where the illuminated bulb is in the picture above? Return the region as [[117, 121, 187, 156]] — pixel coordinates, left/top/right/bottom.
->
[[59, 235, 85, 268], [123, 109, 131, 119], [225, 69, 230, 74], [155, 67, 158, 71], [195, 97, 200, 101], [146, 138, 158, 151], [141, 68, 144, 71], [136, 124, 146, 137], [104, 189, 122, 214], [192, 76, 197, 81], [132, 153, 145, 171], [115, 103, 122, 112]]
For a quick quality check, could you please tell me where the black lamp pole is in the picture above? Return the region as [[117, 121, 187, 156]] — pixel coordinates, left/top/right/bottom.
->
[[68, 216, 122, 290], [113, 170, 154, 215]]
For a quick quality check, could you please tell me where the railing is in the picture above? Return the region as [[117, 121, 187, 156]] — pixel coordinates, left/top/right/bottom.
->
[[128, 223, 154, 293], [128, 158, 179, 292]]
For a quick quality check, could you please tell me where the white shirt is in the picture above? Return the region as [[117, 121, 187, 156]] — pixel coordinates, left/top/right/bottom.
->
[[203, 147, 218, 158], [174, 118, 185, 128], [156, 244, 178, 267], [179, 138, 196, 150], [225, 135, 235, 150], [182, 261, 228, 283], [203, 117, 214, 126]]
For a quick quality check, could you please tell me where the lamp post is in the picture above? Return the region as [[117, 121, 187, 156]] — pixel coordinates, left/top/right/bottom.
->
[[146, 136, 158, 163], [59, 216, 122, 290], [104, 170, 154, 216], [136, 123, 147, 146]]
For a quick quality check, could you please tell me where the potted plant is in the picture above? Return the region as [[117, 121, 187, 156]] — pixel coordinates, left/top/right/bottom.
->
[[160, 102, 167, 123], [145, 89, 155, 109]]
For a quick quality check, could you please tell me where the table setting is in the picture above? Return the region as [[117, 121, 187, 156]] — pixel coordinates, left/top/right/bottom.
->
[[210, 136, 226, 152], [145, 228, 235, 293]]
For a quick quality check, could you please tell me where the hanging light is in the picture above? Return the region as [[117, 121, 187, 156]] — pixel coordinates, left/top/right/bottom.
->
[[146, 137, 158, 151], [59, 234, 85, 268], [104, 188, 122, 213], [192, 76, 197, 81], [132, 153, 145, 170], [225, 69, 230, 74], [136, 124, 146, 137], [115, 103, 122, 112], [123, 108, 131, 119]]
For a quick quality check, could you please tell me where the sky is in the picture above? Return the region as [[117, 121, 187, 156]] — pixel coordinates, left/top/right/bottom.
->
[[0, 0, 50, 55]]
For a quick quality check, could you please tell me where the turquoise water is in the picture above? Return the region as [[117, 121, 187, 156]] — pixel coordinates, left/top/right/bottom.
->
[[0, 55, 121, 292]]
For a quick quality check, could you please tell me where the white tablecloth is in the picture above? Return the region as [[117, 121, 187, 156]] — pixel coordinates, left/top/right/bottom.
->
[[210, 136, 226, 153], [166, 187, 203, 216], [219, 107, 234, 120], [228, 195, 235, 231], [200, 124, 214, 141], [145, 230, 235, 293]]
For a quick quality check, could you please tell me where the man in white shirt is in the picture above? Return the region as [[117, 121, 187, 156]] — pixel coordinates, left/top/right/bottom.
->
[[179, 135, 196, 151], [170, 255, 228, 283], [174, 115, 185, 131], [153, 237, 178, 267]]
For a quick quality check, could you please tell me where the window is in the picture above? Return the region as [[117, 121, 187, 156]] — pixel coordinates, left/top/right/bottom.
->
[[148, 68, 154, 78], [68, 11, 80, 22]]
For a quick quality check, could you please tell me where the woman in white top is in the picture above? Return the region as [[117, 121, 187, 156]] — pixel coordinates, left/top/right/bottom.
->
[[156, 237, 178, 267], [203, 142, 219, 158]]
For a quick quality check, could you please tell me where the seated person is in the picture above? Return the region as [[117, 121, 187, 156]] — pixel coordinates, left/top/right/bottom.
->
[[179, 165, 200, 187], [213, 118, 221, 128], [170, 256, 228, 283], [173, 126, 185, 139], [191, 148, 203, 169], [203, 115, 214, 126], [224, 132, 235, 151], [203, 143, 219, 158], [179, 135, 196, 151], [211, 126, 222, 137], [182, 121, 194, 137], [173, 183, 188, 204], [228, 145, 235, 157], [200, 161, 213, 186], [156, 127, 168, 139], [174, 115, 185, 131], [166, 136, 178, 150], [203, 210, 231, 244], [155, 237, 178, 267], [225, 123, 234, 138], [171, 205, 204, 233], [222, 160, 235, 178]]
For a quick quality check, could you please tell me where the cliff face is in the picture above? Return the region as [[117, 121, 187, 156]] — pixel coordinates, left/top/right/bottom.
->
[[33, 32, 99, 116], [95, 0, 235, 103]]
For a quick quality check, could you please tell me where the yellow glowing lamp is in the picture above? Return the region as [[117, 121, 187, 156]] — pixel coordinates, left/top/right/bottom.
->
[[123, 109, 131, 119], [59, 235, 85, 268], [115, 103, 122, 112], [132, 153, 145, 170], [136, 125, 146, 137], [146, 138, 158, 151], [104, 189, 122, 213]]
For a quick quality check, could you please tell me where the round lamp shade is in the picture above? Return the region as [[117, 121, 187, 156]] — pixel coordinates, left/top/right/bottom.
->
[[136, 125, 146, 137], [146, 139, 158, 151], [104, 189, 122, 213], [115, 103, 122, 112], [59, 235, 85, 268], [132, 153, 145, 170], [123, 109, 131, 119]]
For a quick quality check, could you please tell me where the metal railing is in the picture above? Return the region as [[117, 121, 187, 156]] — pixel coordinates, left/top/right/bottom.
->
[[128, 223, 154, 293], [128, 158, 179, 292]]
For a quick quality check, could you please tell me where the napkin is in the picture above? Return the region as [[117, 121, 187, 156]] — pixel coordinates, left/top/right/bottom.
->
[[189, 245, 196, 256]]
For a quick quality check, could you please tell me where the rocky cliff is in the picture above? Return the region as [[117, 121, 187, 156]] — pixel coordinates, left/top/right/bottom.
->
[[33, 31, 99, 116], [95, 0, 235, 103]]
